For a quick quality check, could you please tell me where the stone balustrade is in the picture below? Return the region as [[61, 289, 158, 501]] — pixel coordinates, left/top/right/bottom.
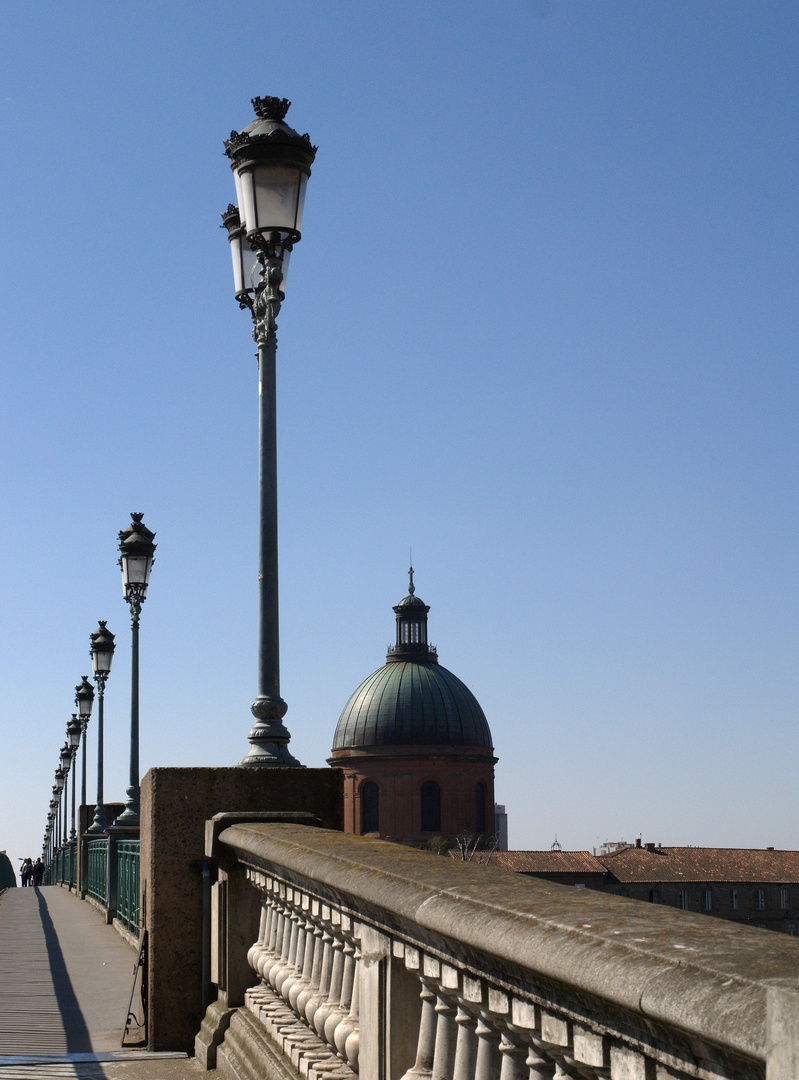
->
[[198, 821, 799, 1080]]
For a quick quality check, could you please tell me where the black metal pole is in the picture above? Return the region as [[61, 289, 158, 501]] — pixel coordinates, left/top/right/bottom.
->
[[70, 751, 77, 841], [80, 726, 87, 827], [88, 678, 107, 833], [117, 605, 140, 825], [240, 253, 298, 766]]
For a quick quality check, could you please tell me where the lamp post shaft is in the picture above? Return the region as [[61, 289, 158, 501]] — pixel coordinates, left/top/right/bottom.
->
[[89, 679, 107, 833], [239, 255, 298, 766], [70, 752, 77, 841], [258, 333, 281, 705], [118, 605, 141, 825], [80, 727, 87, 822]]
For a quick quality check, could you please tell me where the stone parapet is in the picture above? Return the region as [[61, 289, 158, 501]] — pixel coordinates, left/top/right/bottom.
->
[[207, 821, 799, 1080]]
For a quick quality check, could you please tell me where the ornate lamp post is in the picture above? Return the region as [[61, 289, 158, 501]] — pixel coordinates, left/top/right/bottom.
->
[[116, 514, 156, 827], [67, 715, 82, 841], [75, 676, 94, 827], [59, 747, 70, 846], [87, 622, 115, 833], [221, 95, 316, 766]]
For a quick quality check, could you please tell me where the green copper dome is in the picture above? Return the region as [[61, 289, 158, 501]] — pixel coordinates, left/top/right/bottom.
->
[[332, 570, 493, 751], [332, 659, 493, 750]]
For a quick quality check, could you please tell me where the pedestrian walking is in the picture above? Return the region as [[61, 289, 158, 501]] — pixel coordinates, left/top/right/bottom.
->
[[20, 858, 33, 887], [33, 858, 43, 887]]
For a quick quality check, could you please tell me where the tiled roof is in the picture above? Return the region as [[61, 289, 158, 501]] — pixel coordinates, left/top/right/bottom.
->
[[449, 850, 606, 874], [598, 847, 799, 884]]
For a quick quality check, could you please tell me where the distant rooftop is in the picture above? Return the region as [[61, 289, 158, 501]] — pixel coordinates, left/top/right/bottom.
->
[[598, 846, 799, 884]]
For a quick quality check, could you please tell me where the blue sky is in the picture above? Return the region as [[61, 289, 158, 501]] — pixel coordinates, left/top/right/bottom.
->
[[0, 1, 797, 869]]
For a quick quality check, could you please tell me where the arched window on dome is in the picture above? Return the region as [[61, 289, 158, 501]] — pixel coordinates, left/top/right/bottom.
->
[[361, 781, 379, 835], [475, 781, 487, 835], [420, 780, 441, 833]]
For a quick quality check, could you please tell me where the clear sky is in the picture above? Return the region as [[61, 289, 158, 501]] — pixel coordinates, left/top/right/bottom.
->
[[0, 1, 796, 871]]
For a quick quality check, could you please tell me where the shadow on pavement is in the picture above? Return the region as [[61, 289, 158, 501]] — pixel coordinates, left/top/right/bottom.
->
[[35, 889, 93, 1054]]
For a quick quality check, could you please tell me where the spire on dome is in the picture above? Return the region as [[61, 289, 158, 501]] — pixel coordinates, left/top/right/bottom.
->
[[408, 564, 415, 595]]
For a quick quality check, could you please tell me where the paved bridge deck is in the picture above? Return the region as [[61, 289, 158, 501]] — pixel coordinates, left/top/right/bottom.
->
[[0, 887, 201, 1080]]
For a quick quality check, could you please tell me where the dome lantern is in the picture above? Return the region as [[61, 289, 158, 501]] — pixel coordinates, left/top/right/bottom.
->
[[389, 565, 435, 662]]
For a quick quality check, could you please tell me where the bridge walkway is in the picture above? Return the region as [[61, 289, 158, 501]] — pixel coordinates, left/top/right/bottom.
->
[[0, 887, 203, 1080]]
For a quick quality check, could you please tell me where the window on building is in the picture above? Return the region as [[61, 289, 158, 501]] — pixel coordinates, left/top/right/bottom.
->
[[757, 889, 766, 911], [648, 889, 659, 904], [781, 888, 789, 910], [420, 781, 441, 833], [680, 889, 689, 910], [703, 889, 712, 912], [788, 923, 797, 936], [730, 888, 739, 911], [475, 782, 487, 835], [361, 781, 379, 835]]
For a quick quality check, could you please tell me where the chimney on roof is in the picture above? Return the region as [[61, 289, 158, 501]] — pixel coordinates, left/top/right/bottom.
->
[[645, 842, 655, 852], [635, 838, 642, 848]]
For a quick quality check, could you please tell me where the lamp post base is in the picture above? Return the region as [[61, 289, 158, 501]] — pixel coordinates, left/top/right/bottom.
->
[[114, 785, 140, 828], [240, 703, 302, 767], [239, 741, 303, 767], [86, 806, 107, 834]]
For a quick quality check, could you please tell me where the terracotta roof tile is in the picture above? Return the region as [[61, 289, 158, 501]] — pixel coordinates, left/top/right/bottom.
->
[[448, 850, 606, 874], [598, 847, 799, 884]]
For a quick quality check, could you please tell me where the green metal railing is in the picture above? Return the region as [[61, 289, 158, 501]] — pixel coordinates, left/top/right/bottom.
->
[[66, 843, 77, 888], [116, 840, 140, 937], [86, 839, 109, 904]]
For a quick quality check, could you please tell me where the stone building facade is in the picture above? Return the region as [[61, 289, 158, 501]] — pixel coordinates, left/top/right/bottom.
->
[[467, 841, 799, 935], [328, 572, 496, 846], [599, 842, 799, 934]]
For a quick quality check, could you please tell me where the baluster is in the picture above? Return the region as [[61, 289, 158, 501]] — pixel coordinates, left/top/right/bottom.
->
[[334, 944, 361, 1064], [281, 908, 306, 1004], [453, 1006, 479, 1080], [343, 958, 360, 1071], [290, 912, 317, 1012], [247, 898, 269, 973], [400, 982, 437, 1080], [318, 929, 346, 1041], [259, 896, 281, 981], [267, 899, 291, 988], [432, 992, 458, 1080], [256, 897, 279, 979], [275, 907, 302, 996], [499, 1033, 529, 1080], [475, 1016, 502, 1080], [525, 1045, 556, 1080], [260, 894, 282, 980], [326, 938, 355, 1048], [305, 925, 332, 1027]]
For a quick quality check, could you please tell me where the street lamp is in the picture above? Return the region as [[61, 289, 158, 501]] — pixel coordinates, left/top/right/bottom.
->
[[116, 513, 156, 826], [75, 676, 94, 831], [57, 750, 69, 846], [222, 95, 316, 766], [67, 715, 82, 841], [87, 621, 115, 833]]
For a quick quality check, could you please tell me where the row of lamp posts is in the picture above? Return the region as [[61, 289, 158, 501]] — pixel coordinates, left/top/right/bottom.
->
[[43, 92, 315, 874], [43, 515, 156, 875]]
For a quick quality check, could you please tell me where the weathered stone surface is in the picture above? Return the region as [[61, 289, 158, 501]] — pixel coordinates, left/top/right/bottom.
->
[[140, 768, 343, 1054], [216, 822, 799, 1070]]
